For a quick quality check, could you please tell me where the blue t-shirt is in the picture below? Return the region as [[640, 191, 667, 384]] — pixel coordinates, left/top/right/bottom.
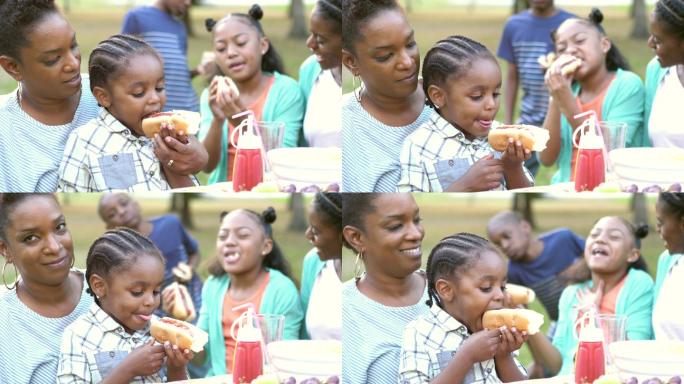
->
[[508, 228, 584, 320], [497, 9, 575, 125], [148, 215, 198, 281], [122, 6, 199, 112]]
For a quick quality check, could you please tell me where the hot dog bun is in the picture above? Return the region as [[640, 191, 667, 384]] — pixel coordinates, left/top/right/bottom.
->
[[482, 308, 544, 334], [538, 52, 557, 69], [167, 282, 196, 322], [172, 262, 192, 282], [560, 57, 582, 76], [538, 53, 582, 76], [488, 124, 550, 152], [150, 317, 208, 352], [505, 283, 536, 306], [141, 110, 200, 138], [217, 75, 240, 99]]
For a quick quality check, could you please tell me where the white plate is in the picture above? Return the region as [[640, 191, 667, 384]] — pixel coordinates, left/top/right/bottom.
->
[[267, 340, 341, 382], [267, 148, 341, 189], [609, 340, 684, 381], [610, 148, 684, 186]]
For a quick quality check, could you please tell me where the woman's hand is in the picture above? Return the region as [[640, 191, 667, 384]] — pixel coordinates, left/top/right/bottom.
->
[[154, 133, 208, 176], [495, 326, 528, 358]]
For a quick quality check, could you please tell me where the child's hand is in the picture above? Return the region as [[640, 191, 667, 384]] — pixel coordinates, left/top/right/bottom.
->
[[163, 341, 194, 369], [209, 77, 244, 124], [208, 77, 227, 120], [459, 328, 501, 364], [544, 55, 576, 100], [124, 339, 165, 377], [158, 122, 188, 145], [501, 138, 531, 166], [161, 285, 176, 314], [452, 155, 503, 191], [495, 326, 528, 358]]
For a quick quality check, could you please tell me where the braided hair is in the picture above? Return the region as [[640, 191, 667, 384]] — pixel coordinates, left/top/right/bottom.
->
[[312, 192, 342, 232], [0, 194, 56, 242], [85, 228, 164, 303], [422, 35, 496, 109], [205, 4, 285, 75], [341, 193, 382, 251], [88, 34, 161, 93], [655, 0, 684, 37], [209, 207, 293, 280], [658, 192, 684, 218], [425, 233, 502, 308], [0, 0, 59, 61], [317, 0, 342, 33], [341, 0, 400, 54]]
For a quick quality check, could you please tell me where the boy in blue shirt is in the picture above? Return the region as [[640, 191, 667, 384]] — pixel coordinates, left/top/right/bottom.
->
[[122, 0, 200, 112], [497, 0, 574, 176]]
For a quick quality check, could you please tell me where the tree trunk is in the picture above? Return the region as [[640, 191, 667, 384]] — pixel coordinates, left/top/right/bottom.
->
[[288, 193, 308, 231], [512, 193, 540, 229], [405, 0, 413, 13], [512, 0, 529, 14], [169, 194, 195, 229], [630, 0, 649, 39], [288, 0, 308, 39], [631, 193, 648, 227]]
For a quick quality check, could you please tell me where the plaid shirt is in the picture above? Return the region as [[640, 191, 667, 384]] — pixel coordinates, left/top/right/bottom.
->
[[58, 108, 198, 192], [399, 304, 526, 384], [397, 111, 533, 192], [57, 303, 165, 383]]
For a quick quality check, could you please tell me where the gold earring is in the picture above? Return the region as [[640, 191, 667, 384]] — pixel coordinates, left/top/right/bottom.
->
[[2, 260, 18, 290], [354, 252, 365, 280], [353, 74, 364, 103]]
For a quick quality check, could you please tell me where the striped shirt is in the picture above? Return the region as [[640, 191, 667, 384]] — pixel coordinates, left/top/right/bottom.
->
[[57, 303, 165, 383], [398, 111, 532, 192], [400, 304, 526, 384], [58, 107, 198, 191], [122, 6, 198, 112], [497, 9, 575, 125], [0, 78, 99, 192], [341, 92, 432, 192], [0, 270, 93, 384], [342, 274, 430, 384]]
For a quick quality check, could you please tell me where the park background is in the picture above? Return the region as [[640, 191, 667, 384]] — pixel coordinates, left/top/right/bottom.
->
[[1, 192, 667, 367], [0, 0, 661, 185]]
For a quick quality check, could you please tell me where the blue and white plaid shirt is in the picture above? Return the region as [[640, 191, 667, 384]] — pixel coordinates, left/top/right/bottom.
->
[[397, 111, 533, 192], [399, 303, 526, 384]]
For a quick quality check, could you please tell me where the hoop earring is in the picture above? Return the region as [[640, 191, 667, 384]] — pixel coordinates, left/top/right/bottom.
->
[[70, 255, 75, 269], [353, 74, 364, 103], [354, 252, 365, 280], [2, 260, 18, 291]]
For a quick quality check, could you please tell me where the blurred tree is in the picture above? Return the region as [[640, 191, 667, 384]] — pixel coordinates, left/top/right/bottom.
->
[[182, 0, 201, 38], [288, 193, 308, 231], [631, 193, 648, 227], [512, 0, 530, 14], [630, 0, 649, 39], [289, 0, 308, 39], [512, 193, 541, 229], [170, 194, 196, 229]]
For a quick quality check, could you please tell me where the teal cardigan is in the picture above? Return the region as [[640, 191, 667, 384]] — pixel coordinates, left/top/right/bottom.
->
[[552, 268, 654, 374], [643, 57, 668, 146], [296, 55, 323, 147], [551, 69, 646, 184], [653, 250, 682, 302], [299, 248, 326, 339], [198, 72, 306, 184], [197, 268, 304, 376]]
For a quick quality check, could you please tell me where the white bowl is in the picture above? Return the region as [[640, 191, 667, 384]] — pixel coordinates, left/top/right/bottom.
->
[[609, 340, 684, 381], [267, 148, 341, 190], [267, 340, 341, 382], [610, 148, 684, 188]]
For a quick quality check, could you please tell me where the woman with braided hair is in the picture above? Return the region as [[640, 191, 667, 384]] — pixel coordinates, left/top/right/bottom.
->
[[0, 0, 207, 192], [652, 193, 684, 340], [341, 193, 428, 384], [300, 192, 342, 339], [645, 0, 684, 147], [0, 194, 93, 382]]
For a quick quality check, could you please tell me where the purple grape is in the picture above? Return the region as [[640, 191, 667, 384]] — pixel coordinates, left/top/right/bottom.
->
[[623, 184, 639, 193], [283, 377, 297, 384], [325, 376, 340, 384], [300, 184, 321, 193], [642, 185, 663, 193], [300, 378, 322, 384], [668, 377, 681, 384], [325, 183, 340, 192], [280, 184, 296, 193], [626, 377, 638, 384], [668, 183, 682, 192], [644, 378, 663, 384]]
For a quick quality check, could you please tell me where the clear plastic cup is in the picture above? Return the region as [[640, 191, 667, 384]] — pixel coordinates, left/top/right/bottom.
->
[[254, 314, 285, 373], [597, 121, 627, 180], [596, 314, 627, 373]]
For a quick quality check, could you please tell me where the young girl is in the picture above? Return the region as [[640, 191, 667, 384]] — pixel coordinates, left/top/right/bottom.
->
[[57, 228, 193, 383], [200, 4, 305, 184], [652, 193, 684, 340], [192, 207, 303, 376], [539, 8, 646, 184], [300, 192, 342, 340], [57, 34, 198, 192], [399, 233, 528, 383], [397, 35, 532, 192], [526, 216, 654, 375]]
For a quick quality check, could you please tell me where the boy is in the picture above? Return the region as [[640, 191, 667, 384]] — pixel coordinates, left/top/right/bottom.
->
[[121, 0, 200, 112], [497, 0, 574, 176]]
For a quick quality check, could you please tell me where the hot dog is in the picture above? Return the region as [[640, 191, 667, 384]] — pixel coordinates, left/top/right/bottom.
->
[[216, 75, 240, 102], [539, 52, 582, 76], [150, 317, 208, 352], [488, 124, 550, 152], [505, 283, 536, 306], [482, 308, 544, 334], [141, 110, 200, 139], [165, 282, 196, 322]]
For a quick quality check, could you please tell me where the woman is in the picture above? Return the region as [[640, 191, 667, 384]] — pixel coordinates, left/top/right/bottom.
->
[[0, 194, 93, 382], [652, 193, 684, 340], [644, 0, 684, 148], [342, 193, 429, 384], [199, 4, 305, 184], [0, 0, 207, 192], [298, 0, 342, 148], [526, 216, 654, 375], [538, 9, 646, 184], [300, 192, 342, 340], [340, 0, 432, 192]]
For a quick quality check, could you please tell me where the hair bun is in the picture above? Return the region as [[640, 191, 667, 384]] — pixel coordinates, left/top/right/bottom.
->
[[248, 4, 263, 20], [262, 206, 277, 224], [219, 210, 229, 221], [588, 8, 604, 25], [205, 18, 217, 32], [634, 223, 649, 239]]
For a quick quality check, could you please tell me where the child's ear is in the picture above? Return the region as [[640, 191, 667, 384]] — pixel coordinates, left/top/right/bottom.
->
[[259, 37, 270, 57], [89, 273, 107, 299], [0, 55, 22, 82], [0, 240, 11, 264], [600, 36, 612, 55], [342, 49, 360, 76], [626, 249, 640, 264], [92, 86, 111, 108], [342, 225, 365, 255], [435, 278, 456, 303], [426, 85, 446, 109], [261, 237, 273, 257]]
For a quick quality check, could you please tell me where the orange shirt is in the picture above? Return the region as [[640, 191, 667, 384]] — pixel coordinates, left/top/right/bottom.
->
[[222, 271, 270, 372], [570, 76, 614, 180], [226, 76, 275, 181], [599, 274, 628, 315]]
